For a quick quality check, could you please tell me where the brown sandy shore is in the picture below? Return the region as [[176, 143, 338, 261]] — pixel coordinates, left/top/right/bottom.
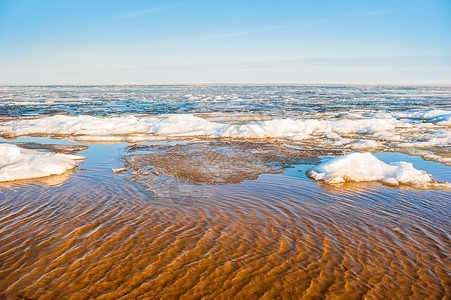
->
[[0, 139, 450, 299]]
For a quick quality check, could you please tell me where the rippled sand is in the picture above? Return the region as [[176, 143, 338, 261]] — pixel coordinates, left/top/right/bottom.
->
[[0, 142, 450, 299]]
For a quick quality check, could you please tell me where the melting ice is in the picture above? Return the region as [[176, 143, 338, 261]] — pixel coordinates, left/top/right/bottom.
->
[[0, 85, 450, 185], [0, 144, 85, 182]]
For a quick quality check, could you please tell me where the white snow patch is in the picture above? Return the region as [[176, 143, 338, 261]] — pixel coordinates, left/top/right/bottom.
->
[[0, 114, 407, 140], [431, 114, 451, 126], [372, 131, 401, 141], [396, 109, 451, 126], [397, 130, 451, 148], [406, 109, 450, 120], [306, 153, 447, 188], [347, 140, 383, 150], [0, 144, 84, 182]]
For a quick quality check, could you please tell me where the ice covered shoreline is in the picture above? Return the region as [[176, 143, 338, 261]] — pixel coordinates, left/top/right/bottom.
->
[[0, 111, 449, 164], [0, 108, 449, 186], [0, 110, 449, 141], [0, 113, 405, 138]]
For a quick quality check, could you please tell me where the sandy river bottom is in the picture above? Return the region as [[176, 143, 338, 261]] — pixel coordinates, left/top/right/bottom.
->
[[0, 137, 450, 299]]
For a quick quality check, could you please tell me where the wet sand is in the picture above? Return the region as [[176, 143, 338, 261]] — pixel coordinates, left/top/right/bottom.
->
[[0, 139, 450, 299], [124, 140, 343, 185]]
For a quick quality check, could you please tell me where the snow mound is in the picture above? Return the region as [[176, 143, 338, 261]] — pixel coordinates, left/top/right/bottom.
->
[[347, 140, 383, 150], [398, 130, 451, 148], [429, 114, 451, 126], [0, 144, 85, 182], [407, 109, 450, 120], [0, 114, 405, 140], [307, 153, 448, 188], [397, 109, 451, 126]]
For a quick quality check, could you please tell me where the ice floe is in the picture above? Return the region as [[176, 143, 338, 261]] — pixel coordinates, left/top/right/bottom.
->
[[396, 109, 451, 126], [307, 152, 449, 188], [0, 114, 407, 139], [402, 109, 450, 120], [347, 140, 384, 150], [0, 144, 85, 182], [398, 130, 451, 148]]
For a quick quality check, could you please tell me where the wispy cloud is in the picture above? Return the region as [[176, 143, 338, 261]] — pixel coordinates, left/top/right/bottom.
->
[[349, 10, 391, 18], [287, 19, 328, 26], [153, 19, 327, 46], [61, 50, 102, 58], [118, 3, 180, 20], [171, 25, 286, 44]]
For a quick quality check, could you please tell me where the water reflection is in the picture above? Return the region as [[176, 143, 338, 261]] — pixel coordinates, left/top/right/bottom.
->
[[0, 170, 74, 188]]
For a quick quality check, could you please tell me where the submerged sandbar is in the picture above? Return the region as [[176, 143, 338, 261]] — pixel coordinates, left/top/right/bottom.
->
[[124, 140, 343, 185]]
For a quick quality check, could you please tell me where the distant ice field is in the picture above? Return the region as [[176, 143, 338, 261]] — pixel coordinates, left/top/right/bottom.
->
[[1, 85, 450, 117]]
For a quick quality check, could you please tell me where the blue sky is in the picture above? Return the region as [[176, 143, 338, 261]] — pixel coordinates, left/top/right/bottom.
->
[[0, 0, 450, 84]]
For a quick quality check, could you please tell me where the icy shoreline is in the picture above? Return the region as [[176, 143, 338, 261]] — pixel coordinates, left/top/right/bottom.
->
[[0, 110, 449, 143], [0, 113, 406, 138], [0, 109, 449, 186]]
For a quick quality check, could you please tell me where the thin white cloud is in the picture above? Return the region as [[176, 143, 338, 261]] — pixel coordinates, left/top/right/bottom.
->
[[60, 50, 102, 58], [118, 3, 181, 20], [286, 19, 328, 26], [349, 10, 391, 18], [172, 25, 286, 44], [155, 19, 327, 46]]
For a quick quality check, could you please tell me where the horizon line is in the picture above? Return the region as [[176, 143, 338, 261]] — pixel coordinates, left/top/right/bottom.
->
[[0, 82, 450, 87]]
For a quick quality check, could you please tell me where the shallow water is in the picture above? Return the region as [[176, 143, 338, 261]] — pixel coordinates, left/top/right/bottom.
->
[[0, 85, 450, 298], [0, 137, 450, 299]]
